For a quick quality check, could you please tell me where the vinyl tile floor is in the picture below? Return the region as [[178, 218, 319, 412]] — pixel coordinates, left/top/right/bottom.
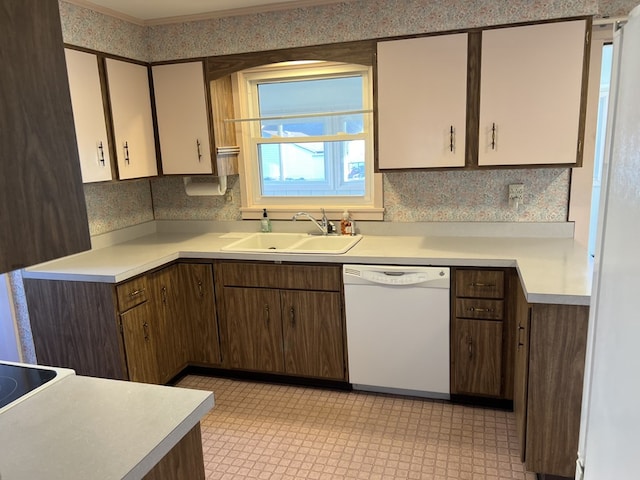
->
[[176, 375, 537, 480]]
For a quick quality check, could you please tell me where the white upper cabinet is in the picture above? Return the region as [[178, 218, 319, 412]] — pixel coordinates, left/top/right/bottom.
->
[[478, 20, 587, 166], [152, 61, 214, 175], [377, 33, 468, 169], [64, 49, 112, 183], [105, 58, 158, 179]]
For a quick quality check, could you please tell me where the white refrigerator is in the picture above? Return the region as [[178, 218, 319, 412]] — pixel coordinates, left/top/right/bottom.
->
[[577, 4, 640, 479]]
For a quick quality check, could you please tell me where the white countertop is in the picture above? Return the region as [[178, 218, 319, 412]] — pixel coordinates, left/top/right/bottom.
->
[[24, 229, 593, 305], [0, 374, 213, 480]]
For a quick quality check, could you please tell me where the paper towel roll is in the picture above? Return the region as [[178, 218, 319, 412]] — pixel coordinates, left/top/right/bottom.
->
[[183, 176, 227, 196]]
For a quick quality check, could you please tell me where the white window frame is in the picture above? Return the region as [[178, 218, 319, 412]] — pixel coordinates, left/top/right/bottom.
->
[[232, 61, 383, 221]]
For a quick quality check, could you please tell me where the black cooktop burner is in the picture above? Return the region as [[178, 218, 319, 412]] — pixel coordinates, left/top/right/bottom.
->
[[0, 364, 57, 410]]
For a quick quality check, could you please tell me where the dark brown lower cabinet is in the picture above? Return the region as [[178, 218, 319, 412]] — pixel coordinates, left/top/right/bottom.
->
[[281, 289, 344, 379], [121, 301, 161, 384], [515, 280, 589, 478], [215, 261, 347, 381], [450, 268, 515, 400], [224, 287, 284, 373], [25, 262, 221, 384], [452, 318, 503, 396], [143, 423, 205, 480]]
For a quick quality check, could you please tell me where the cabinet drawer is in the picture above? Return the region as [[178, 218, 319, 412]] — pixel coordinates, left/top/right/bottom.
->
[[456, 298, 504, 320], [116, 276, 148, 311], [219, 262, 342, 291], [456, 270, 504, 298]]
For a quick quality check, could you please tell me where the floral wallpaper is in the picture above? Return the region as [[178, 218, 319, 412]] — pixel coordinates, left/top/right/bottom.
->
[[59, 0, 640, 230], [83, 180, 154, 236]]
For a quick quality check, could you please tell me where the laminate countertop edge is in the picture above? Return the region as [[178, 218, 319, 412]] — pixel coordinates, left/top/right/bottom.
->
[[23, 232, 593, 306]]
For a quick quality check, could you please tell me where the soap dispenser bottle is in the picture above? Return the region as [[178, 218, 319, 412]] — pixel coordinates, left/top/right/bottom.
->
[[260, 208, 272, 232], [340, 211, 352, 235]]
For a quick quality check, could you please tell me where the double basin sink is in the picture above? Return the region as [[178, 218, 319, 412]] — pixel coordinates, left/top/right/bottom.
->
[[221, 232, 362, 255]]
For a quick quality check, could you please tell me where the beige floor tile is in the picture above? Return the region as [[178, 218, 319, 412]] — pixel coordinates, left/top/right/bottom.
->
[[177, 375, 536, 480]]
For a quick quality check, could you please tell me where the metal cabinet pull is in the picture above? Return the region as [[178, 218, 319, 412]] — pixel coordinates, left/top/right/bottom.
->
[[264, 304, 270, 325], [467, 335, 473, 359], [449, 126, 455, 152], [490, 123, 497, 150], [196, 139, 202, 162], [123, 141, 130, 164], [290, 307, 296, 327], [197, 280, 204, 298], [468, 307, 494, 313], [518, 324, 525, 348], [143, 322, 150, 341], [161, 286, 167, 305], [128, 288, 145, 298], [97, 141, 105, 166], [469, 282, 496, 288]]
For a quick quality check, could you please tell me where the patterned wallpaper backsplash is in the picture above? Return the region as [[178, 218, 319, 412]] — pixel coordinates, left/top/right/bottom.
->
[[83, 180, 154, 236], [61, 0, 639, 233]]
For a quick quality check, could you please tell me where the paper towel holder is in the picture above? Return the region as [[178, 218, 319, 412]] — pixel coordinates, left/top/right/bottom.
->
[[183, 175, 227, 196]]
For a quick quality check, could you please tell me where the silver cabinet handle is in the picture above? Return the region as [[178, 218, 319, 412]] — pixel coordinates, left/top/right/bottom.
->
[[290, 307, 296, 327], [264, 304, 270, 325], [196, 139, 202, 162], [123, 141, 130, 164], [128, 288, 145, 298], [468, 307, 494, 313], [467, 334, 473, 359]]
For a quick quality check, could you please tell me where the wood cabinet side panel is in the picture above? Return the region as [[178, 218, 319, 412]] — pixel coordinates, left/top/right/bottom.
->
[[143, 423, 205, 480], [0, 0, 91, 273], [526, 303, 589, 476], [514, 278, 531, 461], [24, 278, 126, 380]]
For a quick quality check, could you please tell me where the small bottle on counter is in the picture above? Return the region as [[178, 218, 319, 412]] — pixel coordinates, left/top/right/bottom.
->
[[340, 211, 352, 235], [260, 208, 272, 232]]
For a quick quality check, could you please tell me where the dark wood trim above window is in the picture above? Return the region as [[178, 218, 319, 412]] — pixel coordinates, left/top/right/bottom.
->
[[205, 40, 376, 80]]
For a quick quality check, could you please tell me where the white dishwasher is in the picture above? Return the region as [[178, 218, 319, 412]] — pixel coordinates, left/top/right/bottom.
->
[[343, 264, 450, 399]]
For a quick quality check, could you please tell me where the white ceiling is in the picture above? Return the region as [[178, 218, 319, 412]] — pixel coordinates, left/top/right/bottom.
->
[[66, 0, 352, 24]]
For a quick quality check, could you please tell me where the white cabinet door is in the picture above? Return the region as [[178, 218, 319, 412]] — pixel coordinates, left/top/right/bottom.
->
[[152, 62, 213, 175], [64, 49, 112, 183], [105, 58, 158, 179], [377, 33, 468, 169], [478, 20, 587, 166]]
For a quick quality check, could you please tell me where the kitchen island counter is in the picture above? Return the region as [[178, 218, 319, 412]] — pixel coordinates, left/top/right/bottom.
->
[[0, 373, 213, 480], [23, 223, 592, 305]]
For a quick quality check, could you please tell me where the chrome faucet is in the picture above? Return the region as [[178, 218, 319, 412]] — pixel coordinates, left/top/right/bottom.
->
[[291, 208, 334, 235]]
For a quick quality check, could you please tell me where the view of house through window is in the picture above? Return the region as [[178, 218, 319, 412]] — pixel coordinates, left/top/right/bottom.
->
[[234, 61, 377, 216]]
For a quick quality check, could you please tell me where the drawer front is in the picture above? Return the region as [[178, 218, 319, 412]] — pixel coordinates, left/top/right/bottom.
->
[[456, 298, 504, 320], [456, 270, 505, 298], [219, 262, 342, 291], [116, 276, 148, 311]]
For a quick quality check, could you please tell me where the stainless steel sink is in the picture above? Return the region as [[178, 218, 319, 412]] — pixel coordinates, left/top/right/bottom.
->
[[221, 233, 362, 254]]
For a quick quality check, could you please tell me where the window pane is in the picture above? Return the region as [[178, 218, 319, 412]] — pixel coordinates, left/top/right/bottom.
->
[[258, 140, 365, 197], [258, 76, 364, 138], [261, 113, 364, 138]]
